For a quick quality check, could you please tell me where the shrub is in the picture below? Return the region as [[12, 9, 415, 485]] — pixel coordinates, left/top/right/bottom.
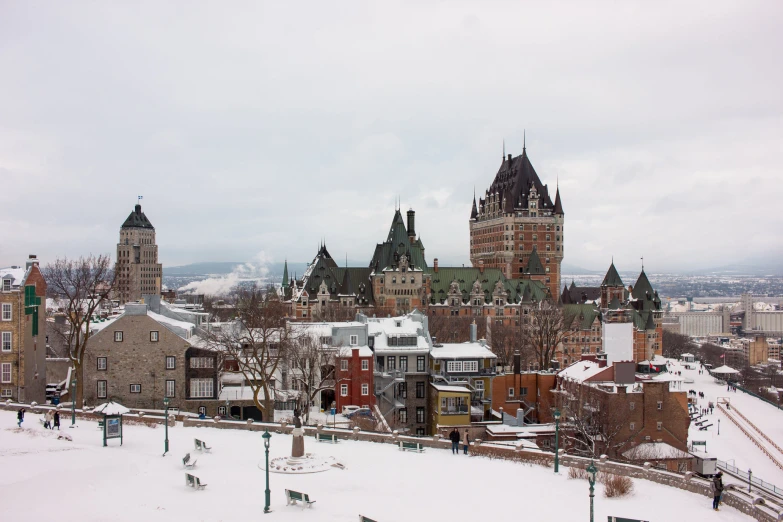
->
[[602, 473, 634, 498], [568, 467, 589, 480]]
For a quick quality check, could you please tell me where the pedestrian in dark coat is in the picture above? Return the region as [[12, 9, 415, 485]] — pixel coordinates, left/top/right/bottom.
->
[[463, 430, 470, 455], [711, 472, 724, 510], [17, 408, 25, 428], [53, 411, 60, 430], [449, 428, 460, 455]]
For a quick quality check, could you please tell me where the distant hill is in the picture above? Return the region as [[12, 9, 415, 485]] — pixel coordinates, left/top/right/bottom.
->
[[164, 262, 245, 276], [561, 263, 603, 275]]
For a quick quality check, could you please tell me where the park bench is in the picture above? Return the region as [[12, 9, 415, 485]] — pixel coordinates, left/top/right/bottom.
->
[[608, 518, 649, 522], [285, 489, 316, 509], [699, 423, 713, 431], [194, 438, 212, 452], [695, 419, 709, 426], [315, 433, 339, 443], [183, 453, 198, 469], [185, 473, 207, 490], [399, 441, 424, 453], [359, 516, 378, 522]]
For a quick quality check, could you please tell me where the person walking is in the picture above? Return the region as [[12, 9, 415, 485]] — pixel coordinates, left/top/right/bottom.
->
[[53, 410, 61, 430], [463, 430, 470, 455], [44, 410, 53, 429], [711, 472, 724, 511], [449, 427, 460, 455], [17, 408, 25, 428]]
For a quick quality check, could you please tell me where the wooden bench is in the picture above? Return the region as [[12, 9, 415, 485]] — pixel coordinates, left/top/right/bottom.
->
[[183, 453, 198, 469], [359, 516, 378, 522], [399, 441, 424, 453], [698, 423, 713, 431], [285, 489, 315, 509], [185, 473, 207, 490], [315, 433, 339, 443], [194, 438, 212, 452]]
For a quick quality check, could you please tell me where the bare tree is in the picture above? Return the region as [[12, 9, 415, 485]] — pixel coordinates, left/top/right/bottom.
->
[[487, 322, 520, 369], [43, 255, 116, 406], [555, 381, 633, 458], [662, 330, 697, 359], [287, 330, 337, 424], [428, 315, 488, 343], [204, 284, 291, 420], [522, 301, 568, 370]]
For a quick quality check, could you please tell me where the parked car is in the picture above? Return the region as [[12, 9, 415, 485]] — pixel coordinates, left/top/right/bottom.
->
[[341, 405, 360, 416], [346, 408, 375, 420]]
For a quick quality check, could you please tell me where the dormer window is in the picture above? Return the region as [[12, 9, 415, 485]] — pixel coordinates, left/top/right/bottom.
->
[[2, 279, 10, 291]]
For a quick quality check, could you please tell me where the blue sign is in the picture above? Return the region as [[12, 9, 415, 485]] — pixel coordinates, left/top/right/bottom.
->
[[330, 408, 336, 416]]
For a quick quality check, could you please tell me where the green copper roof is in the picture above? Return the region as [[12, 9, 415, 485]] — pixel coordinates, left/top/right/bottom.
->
[[369, 210, 427, 272], [526, 247, 545, 275], [121, 204, 154, 229], [282, 260, 289, 288], [563, 303, 602, 330], [601, 262, 624, 287], [425, 267, 548, 305]]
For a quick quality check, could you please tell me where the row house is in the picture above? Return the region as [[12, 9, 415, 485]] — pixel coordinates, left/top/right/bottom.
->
[[0, 256, 46, 403]]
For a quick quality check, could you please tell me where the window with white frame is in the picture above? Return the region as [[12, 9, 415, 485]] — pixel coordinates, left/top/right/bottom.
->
[[97, 357, 107, 371], [218, 406, 226, 415], [361, 360, 369, 371], [130, 384, 141, 393], [1, 303, 11, 321], [150, 331, 159, 342], [349, 334, 358, 346], [1, 388, 11, 397], [2, 332, 11, 352], [166, 356, 176, 370], [508, 387, 514, 397], [114, 331, 123, 342], [190, 378, 214, 398], [190, 357, 214, 369], [198, 406, 206, 415], [399, 408, 408, 423], [97, 380, 107, 398], [463, 361, 478, 372], [361, 383, 369, 395], [446, 361, 463, 373], [165, 380, 175, 398], [340, 384, 348, 396], [0, 363, 11, 383], [2, 279, 10, 291], [341, 360, 348, 371]]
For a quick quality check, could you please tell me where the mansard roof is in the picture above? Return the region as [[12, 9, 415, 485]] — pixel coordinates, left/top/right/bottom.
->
[[121, 204, 155, 229], [601, 262, 624, 287], [562, 285, 601, 304], [484, 149, 554, 214], [425, 266, 548, 306], [369, 209, 427, 272], [564, 303, 602, 330]]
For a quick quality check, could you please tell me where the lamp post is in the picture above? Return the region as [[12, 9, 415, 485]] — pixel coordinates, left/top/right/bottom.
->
[[748, 468, 752, 493], [717, 418, 720, 435], [263, 430, 272, 514], [70, 378, 77, 428], [163, 396, 170, 456], [587, 460, 598, 522], [553, 408, 561, 473]]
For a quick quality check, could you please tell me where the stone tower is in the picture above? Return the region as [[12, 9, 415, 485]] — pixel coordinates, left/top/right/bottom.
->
[[469, 145, 564, 297], [116, 203, 162, 304]]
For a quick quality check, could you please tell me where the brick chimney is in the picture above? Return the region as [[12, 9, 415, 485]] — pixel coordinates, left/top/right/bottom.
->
[[433, 258, 439, 273], [26, 254, 39, 269]]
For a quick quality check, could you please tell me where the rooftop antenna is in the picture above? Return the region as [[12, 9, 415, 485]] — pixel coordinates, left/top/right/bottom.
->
[[523, 130, 526, 152], [502, 139, 505, 160], [641, 256, 644, 271]]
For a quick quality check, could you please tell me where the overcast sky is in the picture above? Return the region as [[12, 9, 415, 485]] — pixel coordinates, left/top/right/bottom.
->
[[1, 1, 781, 274]]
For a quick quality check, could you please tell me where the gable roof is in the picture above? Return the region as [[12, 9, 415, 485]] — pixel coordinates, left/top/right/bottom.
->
[[525, 247, 545, 275], [485, 149, 554, 214], [121, 204, 155, 229]]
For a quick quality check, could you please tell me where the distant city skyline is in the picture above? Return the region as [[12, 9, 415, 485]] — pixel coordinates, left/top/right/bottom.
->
[[2, 2, 781, 272]]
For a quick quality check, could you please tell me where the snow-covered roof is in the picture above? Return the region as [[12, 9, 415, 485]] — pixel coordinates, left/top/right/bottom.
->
[[711, 365, 740, 374], [219, 386, 265, 401], [147, 310, 196, 335], [652, 372, 684, 382], [430, 342, 496, 360], [485, 423, 556, 436], [338, 346, 374, 357], [622, 442, 691, 460], [430, 383, 471, 393], [0, 266, 28, 287], [93, 401, 131, 415], [558, 360, 606, 383]]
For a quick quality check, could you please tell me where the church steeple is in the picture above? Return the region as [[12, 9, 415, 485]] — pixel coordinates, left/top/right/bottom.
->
[[281, 260, 289, 288], [470, 188, 478, 220]]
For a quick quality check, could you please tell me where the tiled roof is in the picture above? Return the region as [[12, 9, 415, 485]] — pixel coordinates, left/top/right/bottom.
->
[[121, 204, 155, 229]]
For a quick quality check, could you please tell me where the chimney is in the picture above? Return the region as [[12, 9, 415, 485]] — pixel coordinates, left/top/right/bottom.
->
[[26, 254, 39, 269], [433, 258, 439, 273], [479, 260, 484, 274], [507, 153, 512, 162], [407, 209, 416, 239], [470, 321, 477, 343], [513, 350, 521, 375]]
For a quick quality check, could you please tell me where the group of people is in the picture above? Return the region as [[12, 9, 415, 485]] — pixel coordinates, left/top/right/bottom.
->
[[448, 427, 470, 455], [16, 407, 60, 430], [726, 383, 738, 392]]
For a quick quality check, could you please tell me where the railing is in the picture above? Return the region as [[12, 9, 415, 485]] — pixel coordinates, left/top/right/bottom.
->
[[733, 383, 782, 410], [717, 459, 783, 500]]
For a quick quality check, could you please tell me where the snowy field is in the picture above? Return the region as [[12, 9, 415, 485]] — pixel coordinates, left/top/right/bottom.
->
[[671, 359, 783, 485], [0, 410, 750, 522]]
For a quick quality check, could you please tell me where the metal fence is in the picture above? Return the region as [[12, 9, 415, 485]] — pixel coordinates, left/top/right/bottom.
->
[[732, 383, 782, 410], [717, 460, 783, 499]]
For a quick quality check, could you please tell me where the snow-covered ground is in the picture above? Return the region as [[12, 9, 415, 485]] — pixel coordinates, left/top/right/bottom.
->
[[1, 410, 750, 522], [669, 358, 783, 486]]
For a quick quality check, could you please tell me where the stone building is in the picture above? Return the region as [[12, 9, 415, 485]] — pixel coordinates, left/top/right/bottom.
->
[[469, 145, 564, 297], [0, 256, 46, 403], [116, 203, 162, 304], [82, 303, 219, 415]]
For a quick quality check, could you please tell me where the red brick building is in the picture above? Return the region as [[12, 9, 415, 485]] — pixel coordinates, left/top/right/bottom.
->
[[334, 345, 375, 412]]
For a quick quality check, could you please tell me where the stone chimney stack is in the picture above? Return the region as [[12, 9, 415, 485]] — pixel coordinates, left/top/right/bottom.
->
[[479, 260, 484, 274], [433, 258, 439, 273]]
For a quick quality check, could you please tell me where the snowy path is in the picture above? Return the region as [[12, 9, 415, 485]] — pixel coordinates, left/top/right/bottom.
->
[[0, 410, 752, 522], [672, 359, 783, 486]]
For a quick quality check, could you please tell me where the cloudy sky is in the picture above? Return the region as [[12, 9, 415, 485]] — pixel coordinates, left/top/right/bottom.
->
[[1, 1, 781, 273]]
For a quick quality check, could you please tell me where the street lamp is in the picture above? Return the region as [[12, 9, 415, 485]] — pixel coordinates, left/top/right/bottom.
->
[[717, 418, 720, 435], [70, 378, 77, 428], [263, 430, 272, 514], [553, 408, 562, 473], [587, 460, 598, 522], [748, 468, 752, 493], [163, 397, 170, 456]]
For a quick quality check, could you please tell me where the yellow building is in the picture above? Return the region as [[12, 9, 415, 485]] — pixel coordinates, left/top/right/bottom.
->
[[428, 383, 471, 435]]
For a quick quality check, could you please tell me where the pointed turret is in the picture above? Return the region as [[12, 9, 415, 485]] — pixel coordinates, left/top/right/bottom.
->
[[525, 246, 545, 275], [553, 186, 564, 215], [470, 192, 478, 220], [631, 269, 654, 300], [601, 262, 624, 288], [281, 260, 289, 288]]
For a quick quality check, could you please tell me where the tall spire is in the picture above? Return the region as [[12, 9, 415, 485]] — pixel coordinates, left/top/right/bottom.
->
[[553, 184, 564, 215], [523, 129, 526, 153], [282, 259, 289, 288]]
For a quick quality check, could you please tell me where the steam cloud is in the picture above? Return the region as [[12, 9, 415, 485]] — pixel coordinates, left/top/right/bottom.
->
[[178, 252, 272, 296]]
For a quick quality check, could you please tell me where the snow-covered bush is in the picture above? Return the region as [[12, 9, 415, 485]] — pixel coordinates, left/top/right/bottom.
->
[[602, 473, 634, 498]]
